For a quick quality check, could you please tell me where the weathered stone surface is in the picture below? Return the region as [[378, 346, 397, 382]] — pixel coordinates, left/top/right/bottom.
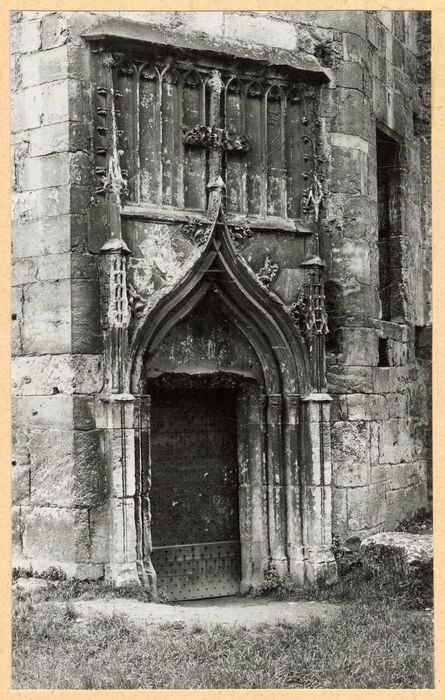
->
[[22, 506, 90, 562], [346, 393, 388, 421], [373, 366, 414, 394], [331, 421, 370, 486], [41, 12, 68, 49], [10, 10, 431, 579], [12, 506, 24, 555], [177, 11, 224, 35], [12, 81, 69, 133], [386, 482, 428, 528], [13, 395, 73, 429], [13, 254, 71, 285], [12, 354, 102, 395], [71, 280, 103, 353], [18, 153, 70, 191], [21, 279, 71, 354], [331, 239, 372, 286], [327, 366, 374, 394], [331, 486, 348, 538], [330, 146, 368, 195], [13, 215, 71, 258], [386, 392, 409, 418], [390, 461, 427, 490], [14, 577, 49, 593], [224, 13, 297, 49], [378, 418, 413, 464], [360, 531, 432, 577], [336, 328, 378, 366], [89, 503, 108, 564], [13, 185, 71, 222], [11, 17, 42, 54], [20, 45, 69, 88], [29, 429, 106, 507], [13, 464, 30, 504], [347, 482, 387, 531], [315, 11, 366, 37]]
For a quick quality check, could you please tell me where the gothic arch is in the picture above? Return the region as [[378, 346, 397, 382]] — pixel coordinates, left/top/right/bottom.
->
[[129, 216, 311, 397], [123, 215, 338, 597]]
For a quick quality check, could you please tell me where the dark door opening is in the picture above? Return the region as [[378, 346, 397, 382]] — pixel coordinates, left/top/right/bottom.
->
[[148, 381, 241, 601]]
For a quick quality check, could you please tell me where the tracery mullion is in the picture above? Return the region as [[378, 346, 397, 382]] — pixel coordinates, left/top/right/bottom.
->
[[133, 64, 141, 203], [114, 55, 138, 202], [225, 78, 247, 215], [266, 84, 286, 217], [160, 65, 182, 208], [245, 81, 264, 216], [260, 88, 268, 218], [139, 63, 160, 205], [182, 70, 206, 210], [285, 86, 303, 219]]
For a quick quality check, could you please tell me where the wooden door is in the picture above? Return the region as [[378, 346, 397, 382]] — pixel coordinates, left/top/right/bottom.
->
[[149, 385, 241, 601]]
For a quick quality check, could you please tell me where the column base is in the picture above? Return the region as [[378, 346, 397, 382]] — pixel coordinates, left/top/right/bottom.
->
[[104, 562, 140, 587]]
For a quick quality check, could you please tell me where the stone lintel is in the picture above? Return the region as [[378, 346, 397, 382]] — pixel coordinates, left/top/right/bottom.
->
[[82, 18, 328, 81]]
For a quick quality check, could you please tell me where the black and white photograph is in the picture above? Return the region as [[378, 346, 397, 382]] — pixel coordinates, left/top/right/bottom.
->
[[10, 8, 433, 689]]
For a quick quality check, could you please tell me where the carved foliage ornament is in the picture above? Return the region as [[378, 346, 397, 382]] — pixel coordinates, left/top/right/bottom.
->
[[288, 290, 309, 333], [229, 220, 253, 243], [127, 282, 147, 318], [304, 174, 324, 223], [182, 125, 250, 153], [181, 217, 213, 247], [257, 256, 279, 288]]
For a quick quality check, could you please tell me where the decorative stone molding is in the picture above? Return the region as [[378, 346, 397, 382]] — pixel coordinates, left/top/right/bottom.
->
[[229, 220, 253, 243], [300, 255, 329, 393], [127, 283, 147, 318], [207, 176, 226, 222], [288, 289, 309, 333], [181, 217, 213, 247], [257, 256, 279, 288], [98, 237, 131, 394], [305, 174, 324, 223], [182, 125, 250, 152], [182, 125, 224, 149]]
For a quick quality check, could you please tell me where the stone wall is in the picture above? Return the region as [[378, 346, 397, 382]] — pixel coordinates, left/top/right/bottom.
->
[[11, 10, 431, 576]]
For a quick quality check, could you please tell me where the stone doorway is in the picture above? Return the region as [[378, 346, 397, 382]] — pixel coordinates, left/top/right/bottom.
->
[[148, 378, 241, 601]]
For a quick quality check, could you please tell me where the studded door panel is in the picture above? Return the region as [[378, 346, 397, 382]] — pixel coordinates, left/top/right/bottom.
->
[[149, 387, 241, 600]]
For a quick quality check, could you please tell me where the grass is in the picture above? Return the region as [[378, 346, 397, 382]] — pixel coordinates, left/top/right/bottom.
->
[[259, 560, 433, 611], [12, 584, 433, 689]]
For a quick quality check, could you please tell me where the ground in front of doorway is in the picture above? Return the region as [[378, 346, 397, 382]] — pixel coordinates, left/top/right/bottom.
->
[[12, 582, 433, 689]]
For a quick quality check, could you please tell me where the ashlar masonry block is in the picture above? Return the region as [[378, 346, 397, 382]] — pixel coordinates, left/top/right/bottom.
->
[[347, 481, 387, 531], [22, 506, 90, 562], [21, 279, 71, 354], [331, 420, 370, 486]]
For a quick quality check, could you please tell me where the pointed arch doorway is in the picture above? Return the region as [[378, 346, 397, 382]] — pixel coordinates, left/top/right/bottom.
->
[[129, 218, 336, 600], [140, 286, 269, 600]]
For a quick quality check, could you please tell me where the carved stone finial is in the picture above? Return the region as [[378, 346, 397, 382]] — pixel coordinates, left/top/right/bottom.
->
[[99, 237, 131, 255], [257, 256, 279, 288]]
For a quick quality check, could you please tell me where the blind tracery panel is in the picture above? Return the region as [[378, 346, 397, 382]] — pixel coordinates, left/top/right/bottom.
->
[[110, 52, 320, 219]]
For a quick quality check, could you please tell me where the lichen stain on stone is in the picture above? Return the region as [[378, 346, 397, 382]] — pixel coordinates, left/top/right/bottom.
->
[[127, 222, 199, 299]]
